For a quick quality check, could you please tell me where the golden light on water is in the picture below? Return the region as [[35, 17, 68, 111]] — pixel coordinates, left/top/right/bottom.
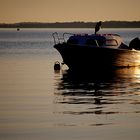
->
[[134, 67, 140, 75]]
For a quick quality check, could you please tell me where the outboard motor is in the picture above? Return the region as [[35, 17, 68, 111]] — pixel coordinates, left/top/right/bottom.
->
[[129, 37, 140, 50]]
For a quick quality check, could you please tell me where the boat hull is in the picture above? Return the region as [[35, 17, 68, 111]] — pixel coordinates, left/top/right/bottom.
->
[[54, 43, 140, 70]]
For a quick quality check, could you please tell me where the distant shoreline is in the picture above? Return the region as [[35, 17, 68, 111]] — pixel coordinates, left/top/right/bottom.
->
[[0, 21, 140, 28]]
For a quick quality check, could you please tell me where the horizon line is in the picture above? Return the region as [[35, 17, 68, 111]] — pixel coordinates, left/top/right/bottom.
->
[[0, 20, 140, 24]]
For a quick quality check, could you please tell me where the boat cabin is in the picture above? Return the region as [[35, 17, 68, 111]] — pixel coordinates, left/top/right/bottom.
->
[[67, 34, 123, 49]]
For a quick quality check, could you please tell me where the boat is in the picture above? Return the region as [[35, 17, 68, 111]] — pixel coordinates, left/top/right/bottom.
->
[[53, 31, 140, 71]]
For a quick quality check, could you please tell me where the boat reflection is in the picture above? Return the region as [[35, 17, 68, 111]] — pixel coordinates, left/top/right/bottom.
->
[[55, 67, 140, 94], [54, 67, 140, 115]]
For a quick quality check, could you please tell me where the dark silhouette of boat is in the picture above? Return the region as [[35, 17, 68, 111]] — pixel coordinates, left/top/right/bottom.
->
[[53, 31, 140, 71]]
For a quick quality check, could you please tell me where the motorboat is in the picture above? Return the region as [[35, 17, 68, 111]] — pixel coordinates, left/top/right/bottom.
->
[[53, 32, 140, 71]]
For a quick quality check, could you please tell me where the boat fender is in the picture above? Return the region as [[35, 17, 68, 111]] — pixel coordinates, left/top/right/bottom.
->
[[54, 61, 61, 70]]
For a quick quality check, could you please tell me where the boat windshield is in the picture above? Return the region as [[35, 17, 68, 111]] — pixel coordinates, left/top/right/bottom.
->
[[106, 39, 118, 46], [86, 39, 105, 46]]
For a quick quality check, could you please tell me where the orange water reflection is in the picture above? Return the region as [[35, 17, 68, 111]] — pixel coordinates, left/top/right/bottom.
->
[[54, 67, 140, 114]]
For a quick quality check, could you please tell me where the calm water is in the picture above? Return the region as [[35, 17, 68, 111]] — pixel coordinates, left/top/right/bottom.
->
[[0, 28, 140, 140]]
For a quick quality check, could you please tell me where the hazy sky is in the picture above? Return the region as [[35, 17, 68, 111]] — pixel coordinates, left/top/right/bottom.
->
[[0, 0, 140, 23]]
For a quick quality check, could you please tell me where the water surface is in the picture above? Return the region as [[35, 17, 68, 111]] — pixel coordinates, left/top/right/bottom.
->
[[0, 28, 140, 140]]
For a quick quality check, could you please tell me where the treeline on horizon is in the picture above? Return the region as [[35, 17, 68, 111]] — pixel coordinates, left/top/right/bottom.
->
[[0, 21, 140, 28]]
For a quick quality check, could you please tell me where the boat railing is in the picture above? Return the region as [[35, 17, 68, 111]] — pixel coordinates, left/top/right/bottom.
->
[[52, 32, 74, 45], [52, 32, 61, 44]]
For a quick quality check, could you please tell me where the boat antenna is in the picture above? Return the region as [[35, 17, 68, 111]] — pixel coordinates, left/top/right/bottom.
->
[[95, 21, 102, 34]]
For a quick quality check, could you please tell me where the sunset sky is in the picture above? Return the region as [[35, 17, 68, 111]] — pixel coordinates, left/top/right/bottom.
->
[[0, 0, 140, 23]]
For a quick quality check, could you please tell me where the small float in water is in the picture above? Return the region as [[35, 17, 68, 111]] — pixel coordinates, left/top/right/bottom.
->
[[17, 28, 20, 31]]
